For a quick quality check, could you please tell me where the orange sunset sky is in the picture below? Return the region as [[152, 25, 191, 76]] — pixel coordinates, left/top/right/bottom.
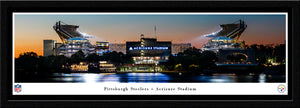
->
[[14, 13, 286, 58]]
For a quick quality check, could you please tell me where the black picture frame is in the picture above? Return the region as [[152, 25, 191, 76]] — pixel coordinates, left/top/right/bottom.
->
[[1, 1, 299, 108]]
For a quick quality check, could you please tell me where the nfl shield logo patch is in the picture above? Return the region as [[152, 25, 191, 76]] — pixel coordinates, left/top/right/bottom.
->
[[14, 84, 21, 93]]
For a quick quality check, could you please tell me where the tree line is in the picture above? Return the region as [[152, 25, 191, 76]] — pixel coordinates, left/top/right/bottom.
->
[[15, 50, 134, 73], [245, 44, 285, 65], [15, 43, 285, 73], [162, 43, 286, 72], [161, 47, 218, 72]]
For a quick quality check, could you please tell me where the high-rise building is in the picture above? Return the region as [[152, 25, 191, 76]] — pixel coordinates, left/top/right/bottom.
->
[[172, 43, 191, 55], [43, 40, 55, 56], [109, 43, 126, 54]]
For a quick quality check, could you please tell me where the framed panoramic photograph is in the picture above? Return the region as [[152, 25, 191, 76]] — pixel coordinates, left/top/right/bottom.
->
[[12, 12, 287, 95], [1, 1, 299, 108]]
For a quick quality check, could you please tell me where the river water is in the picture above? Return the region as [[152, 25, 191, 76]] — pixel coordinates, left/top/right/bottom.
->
[[42, 72, 286, 83]]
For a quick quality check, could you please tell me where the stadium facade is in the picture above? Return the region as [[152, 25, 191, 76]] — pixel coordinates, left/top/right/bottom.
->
[[46, 21, 191, 64], [53, 21, 83, 44], [126, 34, 172, 64], [109, 43, 191, 56], [41, 20, 259, 72], [200, 20, 257, 68], [57, 37, 95, 57], [51, 21, 96, 57], [201, 20, 247, 52]]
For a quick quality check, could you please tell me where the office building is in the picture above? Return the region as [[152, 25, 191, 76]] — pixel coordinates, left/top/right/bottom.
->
[[43, 40, 55, 56]]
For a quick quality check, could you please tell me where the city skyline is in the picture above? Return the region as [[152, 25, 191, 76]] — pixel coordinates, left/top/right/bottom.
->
[[14, 13, 286, 57]]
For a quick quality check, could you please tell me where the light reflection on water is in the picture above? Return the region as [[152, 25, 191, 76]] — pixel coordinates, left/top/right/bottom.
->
[[126, 73, 170, 83], [83, 74, 100, 83], [259, 74, 266, 83], [49, 73, 285, 83]]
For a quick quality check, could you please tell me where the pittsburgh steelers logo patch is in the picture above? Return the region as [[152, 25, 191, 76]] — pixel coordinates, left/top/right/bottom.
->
[[278, 84, 286, 93]]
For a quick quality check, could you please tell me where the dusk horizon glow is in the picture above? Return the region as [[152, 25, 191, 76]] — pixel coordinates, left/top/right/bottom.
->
[[14, 13, 286, 58]]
